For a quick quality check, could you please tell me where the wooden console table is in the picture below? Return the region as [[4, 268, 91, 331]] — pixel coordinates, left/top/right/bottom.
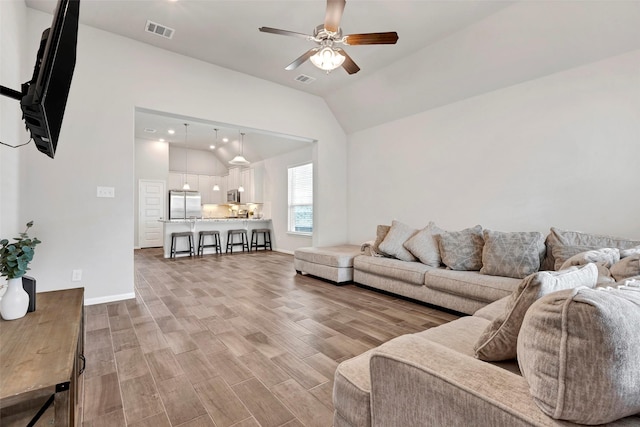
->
[[0, 288, 85, 426]]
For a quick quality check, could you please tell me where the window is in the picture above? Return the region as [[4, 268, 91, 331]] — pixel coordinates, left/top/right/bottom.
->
[[288, 163, 313, 234]]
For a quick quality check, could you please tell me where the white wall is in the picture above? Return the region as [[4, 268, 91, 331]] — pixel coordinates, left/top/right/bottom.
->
[[19, 8, 347, 303], [348, 49, 640, 244], [168, 146, 228, 176], [259, 146, 314, 253], [0, 0, 29, 241]]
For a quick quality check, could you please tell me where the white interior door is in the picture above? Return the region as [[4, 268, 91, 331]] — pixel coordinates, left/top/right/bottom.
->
[[139, 179, 165, 248]]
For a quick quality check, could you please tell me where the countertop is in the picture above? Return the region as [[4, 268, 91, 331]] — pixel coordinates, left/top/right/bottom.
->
[[160, 218, 271, 223]]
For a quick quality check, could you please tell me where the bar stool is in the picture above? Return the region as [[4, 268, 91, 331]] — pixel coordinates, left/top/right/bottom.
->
[[197, 230, 221, 256], [250, 228, 272, 251], [170, 231, 195, 258], [226, 229, 250, 254]]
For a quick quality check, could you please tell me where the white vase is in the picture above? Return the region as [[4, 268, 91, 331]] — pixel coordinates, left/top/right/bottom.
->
[[1, 277, 29, 321]]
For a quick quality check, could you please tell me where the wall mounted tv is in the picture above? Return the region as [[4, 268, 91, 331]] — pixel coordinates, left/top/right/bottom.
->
[[0, 0, 79, 159]]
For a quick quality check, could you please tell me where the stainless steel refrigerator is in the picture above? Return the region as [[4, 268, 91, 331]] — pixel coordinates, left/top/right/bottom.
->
[[169, 190, 202, 219]]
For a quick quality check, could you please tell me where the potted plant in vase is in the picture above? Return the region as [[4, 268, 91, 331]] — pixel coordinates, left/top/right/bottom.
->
[[0, 221, 41, 320]]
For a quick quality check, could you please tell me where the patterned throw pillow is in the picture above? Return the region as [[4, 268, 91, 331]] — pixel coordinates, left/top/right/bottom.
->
[[403, 222, 444, 267], [480, 230, 545, 279], [378, 221, 418, 262], [437, 225, 484, 271], [474, 263, 598, 362]]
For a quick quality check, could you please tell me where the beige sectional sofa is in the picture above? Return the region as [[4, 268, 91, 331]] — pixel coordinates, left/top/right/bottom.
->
[[354, 255, 520, 315], [334, 224, 640, 426]]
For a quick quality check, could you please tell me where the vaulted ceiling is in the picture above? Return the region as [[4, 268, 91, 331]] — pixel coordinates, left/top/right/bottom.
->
[[27, 0, 640, 136]]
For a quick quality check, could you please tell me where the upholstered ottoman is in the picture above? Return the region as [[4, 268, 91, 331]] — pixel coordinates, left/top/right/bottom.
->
[[294, 245, 362, 284]]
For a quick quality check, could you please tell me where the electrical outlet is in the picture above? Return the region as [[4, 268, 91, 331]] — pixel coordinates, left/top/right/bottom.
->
[[72, 269, 82, 282], [97, 186, 115, 198]]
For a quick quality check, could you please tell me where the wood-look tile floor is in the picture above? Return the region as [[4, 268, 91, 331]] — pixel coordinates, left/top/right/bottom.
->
[[81, 248, 459, 427]]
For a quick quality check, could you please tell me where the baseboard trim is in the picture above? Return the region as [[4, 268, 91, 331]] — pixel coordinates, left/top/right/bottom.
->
[[85, 292, 136, 306], [274, 248, 294, 255]]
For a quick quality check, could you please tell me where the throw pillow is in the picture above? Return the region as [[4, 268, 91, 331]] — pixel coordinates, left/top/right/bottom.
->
[[545, 227, 640, 271], [517, 286, 640, 424], [371, 225, 391, 257], [551, 244, 603, 270], [437, 225, 484, 271], [479, 230, 545, 279], [474, 263, 598, 362], [378, 220, 418, 262], [403, 222, 444, 267], [610, 254, 640, 282]]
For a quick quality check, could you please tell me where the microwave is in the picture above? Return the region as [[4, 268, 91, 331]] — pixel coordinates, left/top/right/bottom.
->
[[227, 189, 241, 203]]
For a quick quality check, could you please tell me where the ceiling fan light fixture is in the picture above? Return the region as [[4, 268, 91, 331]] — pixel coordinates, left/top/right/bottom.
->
[[310, 47, 345, 71]]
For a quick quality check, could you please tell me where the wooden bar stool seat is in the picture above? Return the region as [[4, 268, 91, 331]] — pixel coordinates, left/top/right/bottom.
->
[[170, 231, 195, 258], [226, 229, 250, 254], [250, 228, 272, 251], [198, 230, 221, 256]]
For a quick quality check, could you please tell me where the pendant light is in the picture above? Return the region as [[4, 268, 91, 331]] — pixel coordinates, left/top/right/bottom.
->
[[229, 132, 250, 166], [182, 123, 190, 190], [212, 128, 220, 191]]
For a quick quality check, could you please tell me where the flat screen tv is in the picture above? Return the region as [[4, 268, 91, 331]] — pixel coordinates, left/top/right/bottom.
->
[[20, 0, 80, 158]]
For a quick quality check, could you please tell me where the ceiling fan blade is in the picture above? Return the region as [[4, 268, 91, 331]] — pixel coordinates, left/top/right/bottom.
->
[[285, 49, 318, 71], [336, 49, 360, 75], [324, 0, 346, 33], [344, 32, 399, 45], [259, 27, 313, 40]]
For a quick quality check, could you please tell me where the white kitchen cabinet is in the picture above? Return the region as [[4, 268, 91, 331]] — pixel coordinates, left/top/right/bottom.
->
[[241, 168, 254, 203], [186, 174, 199, 191], [252, 165, 264, 203], [198, 175, 210, 204], [227, 168, 242, 190], [211, 175, 226, 203], [168, 172, 183, 190]]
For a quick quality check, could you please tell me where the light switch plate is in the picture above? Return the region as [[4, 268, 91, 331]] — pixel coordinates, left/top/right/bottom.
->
[[97, 186, 115, 198]]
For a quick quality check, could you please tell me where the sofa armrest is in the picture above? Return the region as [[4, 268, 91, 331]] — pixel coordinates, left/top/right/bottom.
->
[[369, 335, 572, 427]]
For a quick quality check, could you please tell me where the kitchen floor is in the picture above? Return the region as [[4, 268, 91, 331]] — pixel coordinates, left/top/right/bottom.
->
[[81, 248, 458, 426]]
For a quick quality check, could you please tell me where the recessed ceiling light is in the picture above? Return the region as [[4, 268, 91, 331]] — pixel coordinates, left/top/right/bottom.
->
[[168, 129, 175, 135], [209, 145, 216, 150], [144, 128, 156, 133], [159, 138, 165, 142], [222, 137, 229, 143]]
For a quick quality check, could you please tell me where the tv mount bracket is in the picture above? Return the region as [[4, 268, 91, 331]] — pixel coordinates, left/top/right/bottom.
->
[[1, 85, 23, 101]]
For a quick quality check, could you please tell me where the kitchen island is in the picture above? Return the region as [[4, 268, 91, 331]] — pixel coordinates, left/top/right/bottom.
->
[[159, 218, 272, 257]]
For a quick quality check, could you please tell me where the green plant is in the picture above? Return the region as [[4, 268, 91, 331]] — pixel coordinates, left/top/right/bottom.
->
[[1, 221, 41, 279]]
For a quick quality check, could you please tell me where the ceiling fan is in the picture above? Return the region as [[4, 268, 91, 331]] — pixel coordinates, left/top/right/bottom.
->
[[259, 0, 398, 75]]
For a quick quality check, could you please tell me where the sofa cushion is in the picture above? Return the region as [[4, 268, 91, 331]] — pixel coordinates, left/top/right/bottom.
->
[[378, 220, 418, 262], [545, 227, 640, 270], [425, 270, 519, 303], [517, 286, 640, 424], [610, 254, 640, 281], [480, 230, 545, 279], [403, 222, 444, 267], [293, 245, 362, 268], [437, 225, 484, 271], [333, 349, 376, 427], [474, 264, 598, 362], [354, 255, 435, 286]]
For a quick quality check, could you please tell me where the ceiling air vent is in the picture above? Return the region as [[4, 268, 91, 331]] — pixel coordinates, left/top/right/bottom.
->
[[295, 74, 316, 85], [145, 20, 175, 39], [143, 128, 156, 133]]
